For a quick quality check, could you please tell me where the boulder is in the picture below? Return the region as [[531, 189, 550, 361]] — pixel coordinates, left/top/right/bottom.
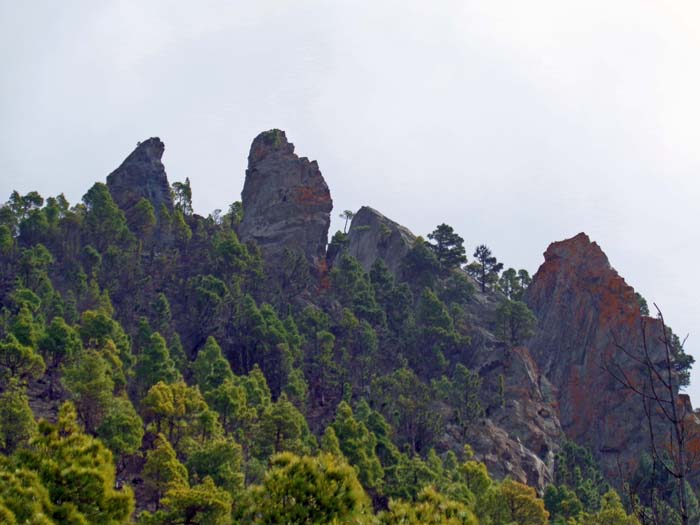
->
[[239, 130, 332, 271], [339, 206, 416, 277]]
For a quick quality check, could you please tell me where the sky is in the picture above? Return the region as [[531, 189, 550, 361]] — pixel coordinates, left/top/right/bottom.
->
[[1, 1, 699, 401]]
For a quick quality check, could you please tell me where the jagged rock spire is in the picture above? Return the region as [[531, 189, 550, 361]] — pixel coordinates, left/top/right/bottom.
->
[[239, 130, 333, 270], [106, 137, 173, 216]]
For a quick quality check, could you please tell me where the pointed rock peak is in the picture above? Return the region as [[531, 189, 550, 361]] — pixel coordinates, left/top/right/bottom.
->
[[125, 137, 165, 163], [239, 130, 332, 271], [542, 232, 609, 267], [525, 233, 659, 479], [106, 137, 173, 215], [248, 129, 295, 165]]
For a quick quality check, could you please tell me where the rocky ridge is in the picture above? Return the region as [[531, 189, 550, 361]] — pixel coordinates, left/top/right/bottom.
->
[[100, 129, 695, 493]]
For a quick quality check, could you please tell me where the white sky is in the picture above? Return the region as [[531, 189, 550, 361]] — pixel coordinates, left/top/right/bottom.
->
[[2, 1, 699, 401]]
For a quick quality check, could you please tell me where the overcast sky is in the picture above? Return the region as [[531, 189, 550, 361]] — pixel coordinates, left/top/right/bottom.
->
[[2, 1, 699, 401]]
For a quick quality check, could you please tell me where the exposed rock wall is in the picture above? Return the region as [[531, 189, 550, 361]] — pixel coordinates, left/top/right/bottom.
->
[[106, 137, 173, 216], [339, 206, 416, 278], [239, 130, 332, 271], [524, 232, 673, 479], [469, 345, 563, 490]]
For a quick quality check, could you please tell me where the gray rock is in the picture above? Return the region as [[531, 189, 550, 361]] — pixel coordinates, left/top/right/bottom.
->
[[239, 130, 333, 271], [341, 206, 416, 277], [106, 137, 173, 216]]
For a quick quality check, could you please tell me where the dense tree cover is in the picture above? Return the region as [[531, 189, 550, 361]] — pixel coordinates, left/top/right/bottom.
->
[[0, 186, 690, 524]]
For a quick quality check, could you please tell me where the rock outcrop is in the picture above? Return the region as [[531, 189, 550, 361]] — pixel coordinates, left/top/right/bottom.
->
[[337, 206, 416, 277], [469, 345, 563, 490], [239, 130, 332, 271], [524, 233, 674, 479], [106, 137, 173, 216]]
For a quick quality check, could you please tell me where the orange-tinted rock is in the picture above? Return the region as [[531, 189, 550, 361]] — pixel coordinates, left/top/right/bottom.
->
[[525, 232, 682, 479]]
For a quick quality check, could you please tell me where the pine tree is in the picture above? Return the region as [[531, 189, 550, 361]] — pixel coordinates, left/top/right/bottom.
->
[[427, 223, 467, 271], [134, 332, 180, 398], [192, 336, 234, 394], [0, 380, 36, 454], [331, 401, 384, 490], [142, 433, 189, 509], [96, 396, 144, 459], [243, 452, 370, 525], [186, 437, 244, 496], [19, 402, 134, 524], [467, 245, 503, 293]]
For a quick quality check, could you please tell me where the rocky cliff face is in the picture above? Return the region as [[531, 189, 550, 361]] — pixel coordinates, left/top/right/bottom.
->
[[524, 233, 673, 479], [106, 138, 173, 216], [468, 345, 563, 490], [340, 206, 416, 277], [239, 130, 332, 271]]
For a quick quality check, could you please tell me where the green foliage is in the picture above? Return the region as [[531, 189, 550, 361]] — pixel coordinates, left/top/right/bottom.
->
[[242, 452, 371, 525], [0, 178, 679, 524], [466, 244, 503, 293], [635, 292, 650, 316], [0, 381, 37, 454], [82, 182, 133, 251], [141, 381, 222, 455], [61, 348, 115, 432], [498, 267, 531, 300], [39, 317, 81, 367], [142, 433, 189, 508], [171, 178, 193, 215], [433, 364, 483, 439], [186, 437, 244, 496], [135, 332, 181, 397], [590, 490, 640, 525], [327, 229, 350, 260], [427, 223, 467, 272], [544, 484, 584, 523], [372, 367, 440, 453], [130, 198, 157, 239], [0, 462, 54, 525], [495, 299, 537, 346], [193, 336, 235, 393], [331, 401, 384, 490], [402, 237, 441, 289], [141, 477, 232, 525], [254, 393, 313, 459], [320, 426, 343, 457], [555, 440, 609, 512], [19, 402, 134, 524], [415, 288, 465, 370], [492, 478, 549, 525], [330, 253, 385, 326], [379, 486, 478, 525], [440, 272, 474, 305], [96, 396, 144, 458], [0, 333, 45, 385]]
